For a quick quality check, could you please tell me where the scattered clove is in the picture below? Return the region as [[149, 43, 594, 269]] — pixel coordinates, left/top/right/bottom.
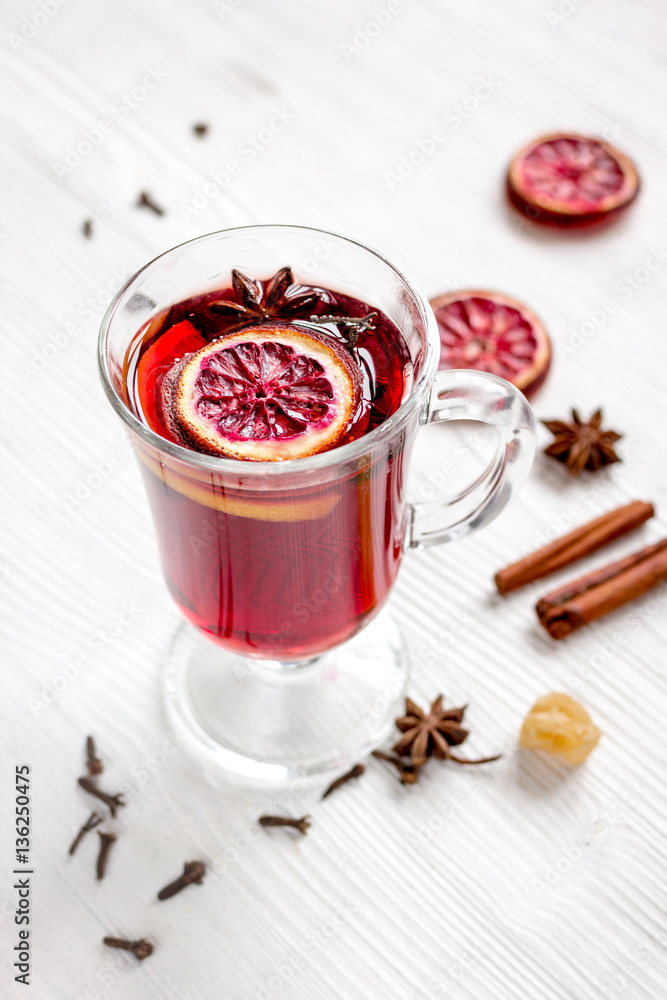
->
[[96, 832, 117, 881], [192, 122, 209, 137], [258, 815, 311, 835], [78, 776, 125, 818], [371, 750, 421, 785], [136, 191, 165, 216], [157, 860, 206, 900], [103, 937, 153, 960], [86, 735, 103, 775], [322, 764, 365, 800], [68, 811, 103, 856]]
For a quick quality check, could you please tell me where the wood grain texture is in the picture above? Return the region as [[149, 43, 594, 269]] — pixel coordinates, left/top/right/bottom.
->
[[2, 0, 667, 997]]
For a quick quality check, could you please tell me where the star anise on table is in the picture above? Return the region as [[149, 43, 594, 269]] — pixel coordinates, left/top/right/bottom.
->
[[392, 695, 501, 768], [542, 408, 622, 475], [208, 266, 323, 327]]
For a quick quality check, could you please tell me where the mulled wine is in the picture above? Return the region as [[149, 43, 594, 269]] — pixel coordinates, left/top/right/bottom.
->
[[124, 269, 413, 658]]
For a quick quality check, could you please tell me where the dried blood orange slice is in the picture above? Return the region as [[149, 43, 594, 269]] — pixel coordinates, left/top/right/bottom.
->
[[430, 290, 551, 397], [507, 133, 640, 227], [161, 324, 362, 461]]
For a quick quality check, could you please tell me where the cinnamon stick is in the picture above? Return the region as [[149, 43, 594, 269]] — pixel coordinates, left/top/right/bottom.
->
[[536, 537, 667, 639], [495, 500, 654, 594]]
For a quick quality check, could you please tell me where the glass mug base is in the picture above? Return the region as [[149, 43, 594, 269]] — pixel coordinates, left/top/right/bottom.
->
[[164, 609, 408, 781]]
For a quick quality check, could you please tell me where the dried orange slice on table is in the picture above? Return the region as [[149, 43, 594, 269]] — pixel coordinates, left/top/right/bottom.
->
[[507, 133, 640, 227], [429, 290, 551, 397]]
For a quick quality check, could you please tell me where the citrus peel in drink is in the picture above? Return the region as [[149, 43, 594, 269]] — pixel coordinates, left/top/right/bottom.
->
[[429, 289, 551, 397], [137, 319, 206, 434], [161, 324, 363, 460], [507, 133, 640, 227], [134, 446, 343, 521]]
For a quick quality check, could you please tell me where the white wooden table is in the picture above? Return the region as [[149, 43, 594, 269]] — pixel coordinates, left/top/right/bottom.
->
[[3, 1, 667, 997]]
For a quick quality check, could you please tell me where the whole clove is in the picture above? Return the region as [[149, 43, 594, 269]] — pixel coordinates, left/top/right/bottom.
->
[[68, 811, 103, 856], [371, 750, 421, 785], [103, 937, 153, 960], [78, 776, 125, 818], [322, 764, 365, 800], [96, 832, 116, 880], [136, 191, 165, 216], [258, 815, 311, 835], [86, 735, 103, 775], [157, 860, 206, 900]]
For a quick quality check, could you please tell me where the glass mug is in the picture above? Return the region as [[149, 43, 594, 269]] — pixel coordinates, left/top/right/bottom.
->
[[99, 226, 535, 780]]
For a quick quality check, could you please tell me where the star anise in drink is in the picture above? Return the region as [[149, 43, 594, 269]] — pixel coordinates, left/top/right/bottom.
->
[[543, 408, 621, 475], [208, 266, 323, 328], [392, 695, 501, 767], [206, 267, 377, 354]]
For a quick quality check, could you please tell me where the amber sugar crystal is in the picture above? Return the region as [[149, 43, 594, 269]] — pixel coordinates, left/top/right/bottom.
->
[[519, 692, 601, 765]]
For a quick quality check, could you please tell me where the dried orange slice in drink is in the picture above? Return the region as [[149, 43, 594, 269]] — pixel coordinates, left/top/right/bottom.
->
[[429, 289, 551, 397], [161, 324, 363, 460], [507, 133, 640, 227]]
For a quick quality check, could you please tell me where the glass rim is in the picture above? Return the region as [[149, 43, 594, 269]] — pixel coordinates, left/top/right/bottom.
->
[[98, 224, 439, 476]]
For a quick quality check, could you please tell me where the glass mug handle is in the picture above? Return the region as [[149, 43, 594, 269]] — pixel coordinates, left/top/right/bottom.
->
[[407, 369, 536, 548]]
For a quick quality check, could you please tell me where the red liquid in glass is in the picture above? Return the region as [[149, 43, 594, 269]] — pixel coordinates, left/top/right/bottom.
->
[[126, 280, 412, 659]]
